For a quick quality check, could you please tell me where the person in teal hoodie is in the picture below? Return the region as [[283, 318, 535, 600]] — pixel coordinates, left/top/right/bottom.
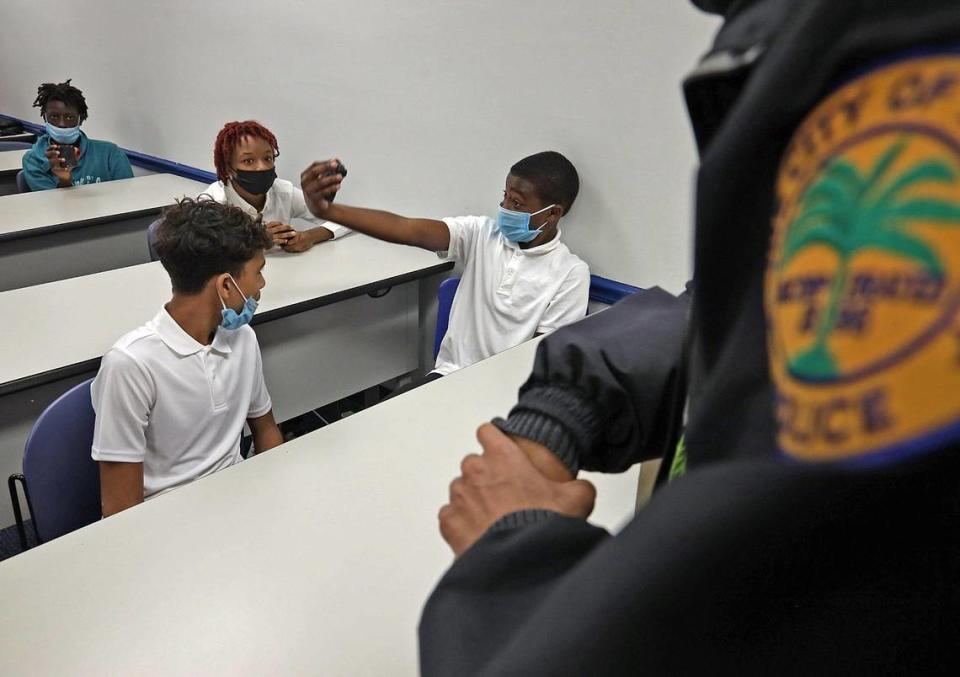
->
[[21, 79, 133, 191]]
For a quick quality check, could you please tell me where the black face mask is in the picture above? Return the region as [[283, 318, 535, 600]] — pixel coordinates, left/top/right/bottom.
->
[[233, 168, 277, 196], [691, 0, 735, 13]]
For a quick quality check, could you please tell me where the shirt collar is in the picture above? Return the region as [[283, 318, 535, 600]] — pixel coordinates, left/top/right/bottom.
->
[[153, 307, 232, 356], [223, 181, 276, 219], [502, 228, 564, 256]]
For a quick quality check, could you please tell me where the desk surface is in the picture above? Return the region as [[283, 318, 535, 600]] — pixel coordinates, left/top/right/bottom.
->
[[0, 235, 452, 394], [0, 335, 639, 676], [0, 173, 205, 240], [0, 133, 34, 143], [0, 149, 24, 175]]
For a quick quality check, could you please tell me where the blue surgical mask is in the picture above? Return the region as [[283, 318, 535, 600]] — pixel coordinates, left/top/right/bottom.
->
[[45, 121, 81, 145], [497, 203, 556, 243], [219, 275, 258, 330]]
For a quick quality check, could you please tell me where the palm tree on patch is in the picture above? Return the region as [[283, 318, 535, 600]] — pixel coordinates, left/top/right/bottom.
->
[[778, 137, 960, 379]]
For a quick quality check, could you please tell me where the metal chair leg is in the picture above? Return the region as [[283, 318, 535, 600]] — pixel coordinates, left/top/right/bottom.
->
[[7, 474, 28, 551]]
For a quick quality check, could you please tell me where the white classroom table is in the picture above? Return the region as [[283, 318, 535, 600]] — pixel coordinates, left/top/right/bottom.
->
[[0, 235, 453, 527], [0, 173, 206, 291], [0, 149, 23, 175], [0, 132, 35, 144], [0, 149, 25, 196], [0, 335, 641, 676]]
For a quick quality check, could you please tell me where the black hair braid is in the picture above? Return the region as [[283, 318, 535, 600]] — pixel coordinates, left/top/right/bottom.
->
[[32, 78, 88, 122]]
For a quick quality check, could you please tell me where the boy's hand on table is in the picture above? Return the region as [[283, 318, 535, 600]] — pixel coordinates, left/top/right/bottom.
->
[[281, 230, 314, 253], [265, 221, 296, 248]]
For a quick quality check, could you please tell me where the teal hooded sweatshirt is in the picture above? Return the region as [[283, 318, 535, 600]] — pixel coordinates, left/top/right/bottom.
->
[[22, 131, 134, 191]]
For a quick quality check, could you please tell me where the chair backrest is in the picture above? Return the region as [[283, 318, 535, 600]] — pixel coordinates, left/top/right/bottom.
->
[[22, 379, 100, 543], [433, 276, 461, 359], [146, 217, 163, 261], [588, 274, 641, 305], [0, 141, 31, 151], [15, 170, 30, 193]]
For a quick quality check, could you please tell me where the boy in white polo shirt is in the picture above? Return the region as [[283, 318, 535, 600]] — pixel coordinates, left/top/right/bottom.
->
[[92, 197, 284, 517], [299, 151, 590, 392]]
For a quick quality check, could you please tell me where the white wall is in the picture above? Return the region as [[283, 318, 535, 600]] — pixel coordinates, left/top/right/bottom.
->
[[0, 1, 717, 290]]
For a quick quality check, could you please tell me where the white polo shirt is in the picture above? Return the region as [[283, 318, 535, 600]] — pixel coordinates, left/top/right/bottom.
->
[[434, 215, 589, 376], [91, 308, 272, 499], [204, 179, 351, 240]]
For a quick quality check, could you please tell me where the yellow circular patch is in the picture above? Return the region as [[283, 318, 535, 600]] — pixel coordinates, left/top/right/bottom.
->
[[767, 54, 960, 463]]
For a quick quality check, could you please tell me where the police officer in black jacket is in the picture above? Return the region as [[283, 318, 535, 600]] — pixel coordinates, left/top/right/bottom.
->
[[420, 1, 960, 673]]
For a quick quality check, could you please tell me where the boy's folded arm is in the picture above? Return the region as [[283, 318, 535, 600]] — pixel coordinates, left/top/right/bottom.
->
[[98, 461, 144, 517], [248, 410, 283, 454]]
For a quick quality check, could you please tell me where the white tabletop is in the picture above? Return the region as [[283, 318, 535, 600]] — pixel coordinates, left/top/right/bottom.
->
[[0, 234, 451, 394], [0, 149, 24, 174], [0, 132, 34, 143], [0, 173, 205, 240], [0, 335, 639, 676]]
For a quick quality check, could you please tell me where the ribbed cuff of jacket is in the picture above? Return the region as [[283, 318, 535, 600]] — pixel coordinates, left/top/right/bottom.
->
[[487, 509, 560, 535], [491, 385, 604, 474]]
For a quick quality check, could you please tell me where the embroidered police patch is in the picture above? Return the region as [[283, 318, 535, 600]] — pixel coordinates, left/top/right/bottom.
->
[[767, 55, 960, 464]]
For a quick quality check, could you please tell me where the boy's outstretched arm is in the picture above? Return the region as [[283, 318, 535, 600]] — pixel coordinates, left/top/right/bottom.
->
[[300, 160, 450, 252]]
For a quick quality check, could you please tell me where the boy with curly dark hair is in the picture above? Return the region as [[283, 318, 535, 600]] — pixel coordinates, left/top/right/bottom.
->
[[92, 197, 282, 517]]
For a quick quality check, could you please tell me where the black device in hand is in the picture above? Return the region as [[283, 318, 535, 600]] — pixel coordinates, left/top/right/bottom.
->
[[56, 144, 78, 169], [325, 162, 347, 178]]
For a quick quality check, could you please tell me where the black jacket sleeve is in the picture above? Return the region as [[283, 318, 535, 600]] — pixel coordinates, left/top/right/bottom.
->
[[493, 285, 690, 474], [420, 454, 959, 676], [419, 514, 611, 677]]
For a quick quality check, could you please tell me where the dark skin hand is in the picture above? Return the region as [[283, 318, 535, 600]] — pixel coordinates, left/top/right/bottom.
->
[[299, 159, 346, 216], [42, 100, 83, 187]]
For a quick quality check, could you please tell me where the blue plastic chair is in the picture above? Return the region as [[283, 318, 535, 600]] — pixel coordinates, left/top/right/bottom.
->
[[15, 170, 30, 193], [7, 379, 100, 549], [433, 277, 461, 359], [146, 217, 162, 261], [0, 140, 31, 151]]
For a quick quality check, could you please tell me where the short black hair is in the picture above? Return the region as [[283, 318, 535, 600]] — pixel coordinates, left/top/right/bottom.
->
[[155, 196, 272, 294], [33, 79, 89, 123], [509, 151, 580, 215]]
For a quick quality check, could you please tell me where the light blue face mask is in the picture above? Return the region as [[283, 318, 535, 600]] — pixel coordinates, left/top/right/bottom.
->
[[497, 203, 556, 243], [219, 275, 258, 330], [44, 121, 81, 145]]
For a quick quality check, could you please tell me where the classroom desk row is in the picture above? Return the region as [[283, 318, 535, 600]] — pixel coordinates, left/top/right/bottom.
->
[[0, 132, 35, 144], [0, 149, 24, 195], [0, 173, 206, 291], [0, 334, 641, 675], [0, 234, 453, 527], [0, 148, 22, 174]]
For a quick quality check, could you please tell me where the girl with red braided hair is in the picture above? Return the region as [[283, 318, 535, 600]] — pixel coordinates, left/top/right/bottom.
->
[[205, 120, 349, 252]]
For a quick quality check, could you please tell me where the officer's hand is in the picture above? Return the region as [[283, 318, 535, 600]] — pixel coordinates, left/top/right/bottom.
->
[[507, 434, 575, 482], [300, 159, 344, 217], [439, 424, 596, 558]]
